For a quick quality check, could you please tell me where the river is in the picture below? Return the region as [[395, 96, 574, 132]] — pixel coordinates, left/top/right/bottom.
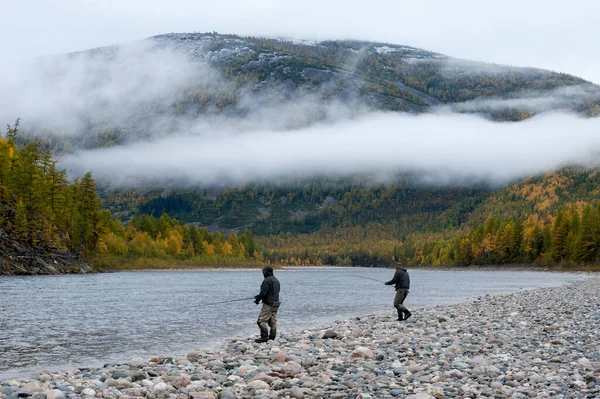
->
[[0, 267, 586, 380]]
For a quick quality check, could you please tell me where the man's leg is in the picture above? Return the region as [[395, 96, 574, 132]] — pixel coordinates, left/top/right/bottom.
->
[[268, 301, 280, 340], [268, 314, 277, 340], [256, 304, 272, 342], [394, 289, 409, 321]]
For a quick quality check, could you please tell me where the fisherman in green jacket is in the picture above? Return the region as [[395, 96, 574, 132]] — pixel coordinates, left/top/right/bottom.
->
[[385, 264, 412, 321], [254, 266, 281, 343]]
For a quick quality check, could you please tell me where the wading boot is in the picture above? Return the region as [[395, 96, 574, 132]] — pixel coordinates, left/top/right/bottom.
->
[[403, 310, 412, 321], [268, 328, 277, 341], [255, 328, 269, 343]]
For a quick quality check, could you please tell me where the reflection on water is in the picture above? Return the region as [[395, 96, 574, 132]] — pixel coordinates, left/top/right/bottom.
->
[[0, 268, 586, 379]]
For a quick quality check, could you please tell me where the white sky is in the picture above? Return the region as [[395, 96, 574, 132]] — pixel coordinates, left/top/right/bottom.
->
[[2, 0, 600, 84]]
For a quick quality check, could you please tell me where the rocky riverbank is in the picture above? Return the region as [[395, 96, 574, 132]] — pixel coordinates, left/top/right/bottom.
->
[[0, 228, 92, 275], [2, 276, 599, 399]]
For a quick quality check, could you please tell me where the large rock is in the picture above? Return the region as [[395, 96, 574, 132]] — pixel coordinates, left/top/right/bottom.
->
[[128, 358, 146, 368], [247, 380, 270, 390], [322, 330, 338, 339], [172, 375, 191, 389], [280, 361, 303, 375], [189, 392, 215, 399], [407, 393, 434, 399], [187, 351, 202, 362], [22, 382, 44, 395], [271, 351, 287, 363], [81, 388, 96, 396], [152, 382, 176, 398], [348, 347, 374, 361], [45, 389, 65, 399]]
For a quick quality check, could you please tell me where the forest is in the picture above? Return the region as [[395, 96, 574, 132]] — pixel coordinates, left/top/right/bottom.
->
[[4, 33, 600, 272], [3, 119, 600, 271], [0, 122, 260, 273], [257, 201, 600, 268]]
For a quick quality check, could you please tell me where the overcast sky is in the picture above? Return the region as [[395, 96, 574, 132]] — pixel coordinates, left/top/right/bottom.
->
[[2, 0, 600, 84]]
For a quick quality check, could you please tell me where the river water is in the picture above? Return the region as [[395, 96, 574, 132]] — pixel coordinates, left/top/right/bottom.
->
[[0, 267, 587, 380]]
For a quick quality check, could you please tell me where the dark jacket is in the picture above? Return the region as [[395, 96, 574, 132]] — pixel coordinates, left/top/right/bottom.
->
[[255, 266, 280, 306], [385, 268, 410, 290]]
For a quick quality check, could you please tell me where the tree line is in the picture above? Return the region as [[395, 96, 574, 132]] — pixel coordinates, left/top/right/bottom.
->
[[98, 213, 259, 264], [1, 119, 101, 255], [1, 122, 260, 268], [260, 201, 600, 267]]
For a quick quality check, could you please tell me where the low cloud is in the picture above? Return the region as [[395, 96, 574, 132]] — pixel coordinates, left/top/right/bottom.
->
[[2, 37, 599, 189], [59, 111, 600, 188], [447, 84, 600, 115], [0, 41, 216, 135]]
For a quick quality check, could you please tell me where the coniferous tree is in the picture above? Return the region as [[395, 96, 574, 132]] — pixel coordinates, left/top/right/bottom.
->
[[574, 205, 599, 262]]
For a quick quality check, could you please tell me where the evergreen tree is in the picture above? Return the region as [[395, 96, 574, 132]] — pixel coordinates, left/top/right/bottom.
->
[[74, 172, 101, 254], [574, 205, 599, 262]]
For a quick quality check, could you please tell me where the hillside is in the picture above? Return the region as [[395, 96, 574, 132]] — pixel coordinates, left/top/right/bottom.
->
[[0, 227, 91, 275], [4, 32, 600, 269], [254, 167, 600, 267], [464, 167, 600, 225], [101, 176, 491, 237], [11, 32, 600, 153]]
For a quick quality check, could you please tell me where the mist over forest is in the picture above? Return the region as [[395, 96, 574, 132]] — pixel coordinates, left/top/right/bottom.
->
[[1, 33, 599, 189]]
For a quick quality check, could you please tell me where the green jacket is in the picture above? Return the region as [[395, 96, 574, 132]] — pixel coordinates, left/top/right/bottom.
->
[[255, 267, 280, 305], [385, 268, 410, 290]]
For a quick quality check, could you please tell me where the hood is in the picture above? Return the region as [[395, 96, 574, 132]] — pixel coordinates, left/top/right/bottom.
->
[[262, 266, 274, 277]]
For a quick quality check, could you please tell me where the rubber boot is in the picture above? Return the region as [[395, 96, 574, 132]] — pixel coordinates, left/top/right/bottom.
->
[[255, 328, 269, 343], [396, 310, 404, 321], [268, 328, 277, 341], [403, 310, 412, 321]]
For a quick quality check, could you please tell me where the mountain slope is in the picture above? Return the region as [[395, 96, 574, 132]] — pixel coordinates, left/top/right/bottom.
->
[[102, 176, 491, 237], [10, 32, 600, 154], [254, 167, 600, 266], [6, 32, 600, 267], [462, 167, 600, 225]]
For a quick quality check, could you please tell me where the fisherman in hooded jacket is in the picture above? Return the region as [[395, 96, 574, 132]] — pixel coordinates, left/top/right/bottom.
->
[[385, 264, 412, 321], [254, 266, 281, 342]]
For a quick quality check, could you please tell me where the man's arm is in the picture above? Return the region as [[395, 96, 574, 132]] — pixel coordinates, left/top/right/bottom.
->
[[255, 279, 271, 303], [385, 271, 399, 285]]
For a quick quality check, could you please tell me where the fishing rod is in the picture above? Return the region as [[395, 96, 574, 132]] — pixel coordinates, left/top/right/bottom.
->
[[339, 275, 387, 284], [196, 296, 256, 308]]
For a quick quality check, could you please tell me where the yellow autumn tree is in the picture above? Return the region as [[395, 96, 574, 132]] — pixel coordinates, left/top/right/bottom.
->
[[165, 228, 183, 256], [128, 232, 155, 257]]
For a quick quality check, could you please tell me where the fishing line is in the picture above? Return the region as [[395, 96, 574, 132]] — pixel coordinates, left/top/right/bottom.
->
[[196, 296, 256, 308], [337, 275, 387, 284]]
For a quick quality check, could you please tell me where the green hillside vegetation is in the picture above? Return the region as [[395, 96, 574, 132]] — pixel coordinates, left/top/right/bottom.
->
[[0, 124, 260, 274], [466, 167, 600, 224], [0, 120, 101, 257], [5, 32, 600, 271], [94, 213, 261, 270], [257, 168, 600, 268], [103, 177, 489, 236], [3, 118, 600, 271]]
